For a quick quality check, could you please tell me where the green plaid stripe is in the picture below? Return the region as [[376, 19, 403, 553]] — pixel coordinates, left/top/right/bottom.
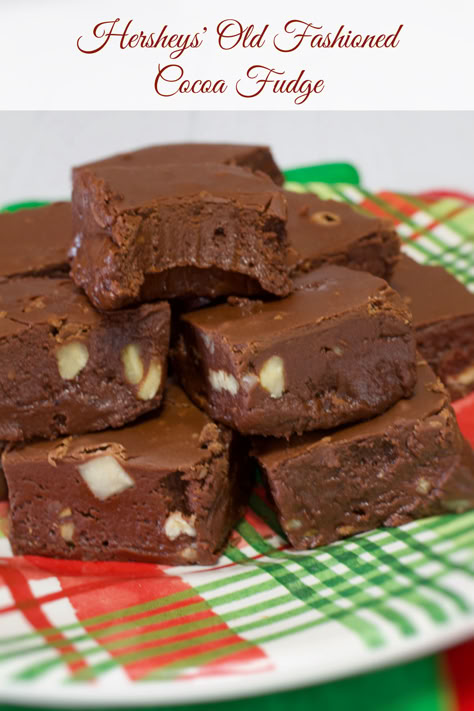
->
[[2, 506, 473, 681]]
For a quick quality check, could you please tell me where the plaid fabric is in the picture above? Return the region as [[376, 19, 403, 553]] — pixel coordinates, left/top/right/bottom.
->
[[0, 184, 473, 705]]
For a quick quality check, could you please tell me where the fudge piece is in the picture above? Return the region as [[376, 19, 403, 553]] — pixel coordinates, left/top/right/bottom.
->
[[3, 385, 251, 565], [173, 265, 417, 437], [0, 277, 170, 441], [80, 142, 284, 186], [391, 255, 474, 400], [71, 163, 290, 310], [0, 203, 71, 279], [252, 360, 474, 549], [285, 191, 400, 279]]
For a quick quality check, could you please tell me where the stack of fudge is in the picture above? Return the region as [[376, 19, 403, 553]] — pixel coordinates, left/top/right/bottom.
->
[[1, 143, 474, 566]]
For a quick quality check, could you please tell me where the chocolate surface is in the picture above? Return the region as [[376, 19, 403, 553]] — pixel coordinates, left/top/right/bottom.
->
[[286, 191, 399, 278], [4, 384, 251, 565], [71, 163, 290, 309], [0, 203, 71, 279], [0, 277, 170, 441], [391, 255, 474, 399], [253, 360, 474, 549], [173, 265, 417, 437], [80, 142, 284, 186]]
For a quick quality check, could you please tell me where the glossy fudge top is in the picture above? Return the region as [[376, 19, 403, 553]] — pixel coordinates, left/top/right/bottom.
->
[[285, 191, 396, 268], [78, 142, 283, 184], [253, 360, 446, 464], [391, 255, 474, 325], [180, 265, 411, 348], [0, 203, 72, 279], [0, 277, 106, 340], [74, 163, 287, 224], [6, 384, 223, 473]]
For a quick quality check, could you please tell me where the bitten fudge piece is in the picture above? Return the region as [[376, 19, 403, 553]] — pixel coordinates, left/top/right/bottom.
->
[[252, 360, 474, 549], [71, 163, 290, 310], [0, 277, 170, 441], [391, 255, 474, 400], [173, 265, 417, 437], [3, 385, 251, 565], [285, 191, 400, 279], [0, 203, 71, 279], [80, 142, 284, 186]]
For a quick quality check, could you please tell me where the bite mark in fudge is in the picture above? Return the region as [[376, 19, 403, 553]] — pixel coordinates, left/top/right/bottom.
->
[[0, 203, 72, 279], [252, 360, 474, 549], [391, 255, 474, 400], [70, 163, 290, 310], [285, 191, 400, 279], [0, 277, 170, 441], [3, 385, 251, 565], [173, 265, 417, 437], [79, 142, 284, 186]]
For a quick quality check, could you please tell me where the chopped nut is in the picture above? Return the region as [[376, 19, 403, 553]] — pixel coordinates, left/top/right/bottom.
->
[[310, 211, 341, 226], [121, 343, 144, 385], [56, 342, 89, 380], [416, 477, 431, 494], [449, 365, 474, 387], [60, 522, 75, 543], [181, 546, 198, 562], [164, 512, 197, 540], [337, 525, 356, 537], [59, 507, 72, 518], [78, 455, 135, 500], [242, 373, 259, 391], [202, 333, 215, 354], [209, 369, 239, 395], [138, 359, 162, 400], [259, 356, 285, 398], [286, 519, 303, 531]]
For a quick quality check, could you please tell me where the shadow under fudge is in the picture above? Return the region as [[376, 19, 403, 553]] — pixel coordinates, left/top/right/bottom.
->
[[391, 255, 474, 400], [173, 265, 417, 437], [70, 163, 290, 310], [3, 384, 251, 566], [252, 360, 474, 549]]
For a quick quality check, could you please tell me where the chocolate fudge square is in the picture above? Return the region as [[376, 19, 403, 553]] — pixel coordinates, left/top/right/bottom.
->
[[71, 163, 290, 310], [173, 265, 417, 437], [0, 277, 170, 441], [0, 203, 71, 279], [3, 384, 251, 565], [252, 360, 474, 549], [80, 142, 284, 186], [391, 255, 474, 400], [285, 191, 400, 279]]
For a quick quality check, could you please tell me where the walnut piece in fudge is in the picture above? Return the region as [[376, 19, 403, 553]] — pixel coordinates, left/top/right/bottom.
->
[[0, 277, 170, 441], [285, 191, 400, 279], [3, 385, 251, 565], [79, 142, 284, 186], [391, 255, 474, 400], [71, 163, 290, 310], [252, 360, 474, 549], [0, 203, 72, 279], [173, 265, 417, 437]]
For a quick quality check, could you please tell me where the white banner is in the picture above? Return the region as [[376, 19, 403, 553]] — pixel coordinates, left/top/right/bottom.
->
[[1, 0, 473, 110]]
